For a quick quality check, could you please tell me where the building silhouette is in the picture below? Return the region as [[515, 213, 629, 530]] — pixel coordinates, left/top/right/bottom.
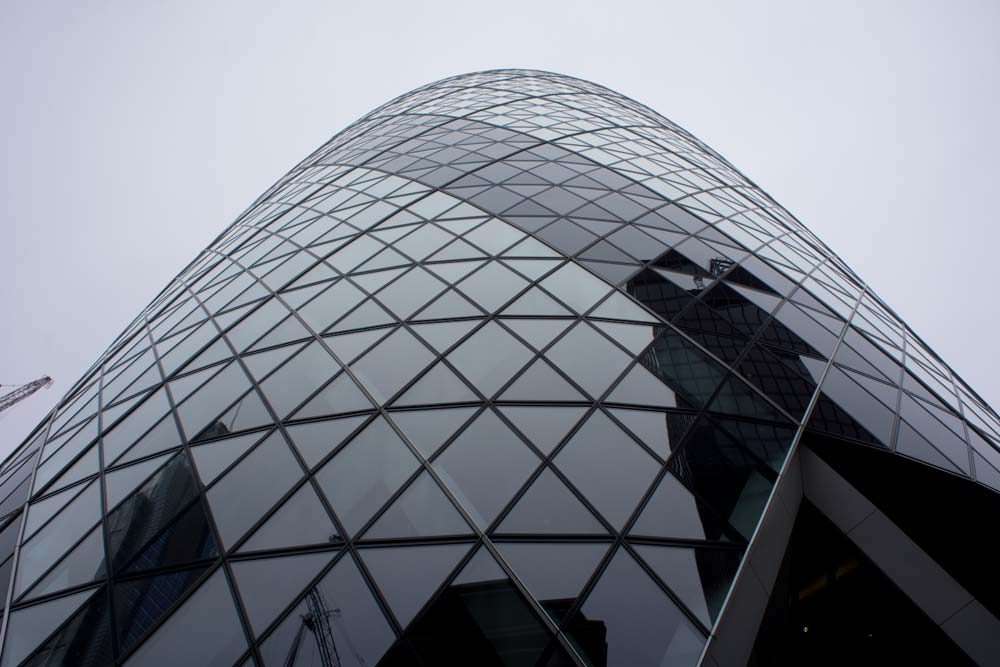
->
[[0, 69, 997, 665]]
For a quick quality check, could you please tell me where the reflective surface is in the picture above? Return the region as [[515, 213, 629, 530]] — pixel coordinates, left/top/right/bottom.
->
[[1, 69, 998, 666]]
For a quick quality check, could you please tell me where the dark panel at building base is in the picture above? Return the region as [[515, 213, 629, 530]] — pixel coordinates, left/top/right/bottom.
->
[[749, 501, 971, 666]]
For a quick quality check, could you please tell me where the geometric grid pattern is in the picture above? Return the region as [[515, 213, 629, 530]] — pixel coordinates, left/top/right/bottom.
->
[[0, 69, 998, 666]]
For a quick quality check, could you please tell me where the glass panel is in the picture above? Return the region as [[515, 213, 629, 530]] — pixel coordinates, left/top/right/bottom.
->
[[554, 411, 659, 529], [232, 551, 336, 635], [380, 545, 558, 666], [113, 566, 209, 656], [374, 267, 447, 319], [667, 418, 776, 540], [17, 585, 112, 666], [350, 328, 434, 402], [539, 262, 611, 314], [292, 373, 373, 420], [432, 410, 539, 529], [607, 364, 680, 408], [389, 407, 478, 458], [260, 341, 342, 417], [497, 541, 608, 620], [361, 542, 470, 628], [446, 322, 533, 397], [259, 553, 395, 667], [285, 415, 369, 469], [108, 454, 217, 574], [1, 588, 98, 667], [105, 453, 172, 511], [123, 568, 247, 666], [190, 431, 268, 485], [393, 362, 479, 406], [25, 526, 105, 600], [102, 389, 171, 465], [631, 473, 728, 541], [635, 544, 741, 627], [454, 261, 528, 313], [315, 417, 419, 536], [498, 406, 588, 456], [567, 548, 706, 666], [546, 322, 633, 397], [16, 481, 100, 596], [364, 471, 471, 539], [497, 468, 608, 535], [241, 482, 339, 551], [498, 359, 587, 402], [207, 432, 303, 548], [501, 318, 572, 352]]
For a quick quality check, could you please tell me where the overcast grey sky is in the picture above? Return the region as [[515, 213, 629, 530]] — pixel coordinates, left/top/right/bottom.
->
[[2, 0, 998, 459]]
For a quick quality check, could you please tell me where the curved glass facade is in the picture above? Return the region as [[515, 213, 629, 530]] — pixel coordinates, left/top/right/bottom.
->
[[0, 69, 998, 666]]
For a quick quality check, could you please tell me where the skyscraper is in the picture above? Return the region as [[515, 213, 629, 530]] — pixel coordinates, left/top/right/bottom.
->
[[0, 69, 997, 666]]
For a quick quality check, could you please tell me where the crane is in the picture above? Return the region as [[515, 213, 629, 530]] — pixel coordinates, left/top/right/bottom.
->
[[284, 588, 365, 667], [0, 376, 53, 414]]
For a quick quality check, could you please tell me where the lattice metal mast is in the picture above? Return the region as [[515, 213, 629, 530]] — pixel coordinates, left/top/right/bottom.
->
[[0, 376, 52, 414]]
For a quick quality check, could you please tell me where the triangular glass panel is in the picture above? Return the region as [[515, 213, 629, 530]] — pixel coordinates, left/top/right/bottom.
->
[[257, 554, 395, 667], [232, 550, 336, 635], [168, 365, 223, 404], [427, 237, 488, 261], [364, 471, 472, 539], [42, 443, 99, 496], [498, 406, 588, 456], [190, 430, 268, 484], [565, 548, 706, 666], [667, 418, 777, 540], [554, 411, 660, 529], [16, 481, 101, 597], [895, 419, 964, 474], [292, 372, 373, 420], [314, 417, 420, 537], [382, 545, 559, 666], [410, 320, 479, 354], [591, 290, 661, 323], [350, 328, 435, 403], [123, 567, 247, 666], [607, 408, 676, 460], [116, 414, 182, 466], [454, 261, 529, 313], [498, 359, 587, 402], [445, 321, 534, 397], [634, 544, 741, 628], [25, 525, 106, 601], [350, 266, 409, 293], [501, 258, 561, 281], [500, 287, 573, 316], [241, 482, 339, 552], [246, 315, 311, 351], [497, 541, 608, 621], [260, 341, 342, 418], [207, 431, 303, 549], [538, 262, 612, 314], [325, 328, 390, 364], [113, 565, 210, 656], [285, 414, 369, 468], [432, 410, 540, 529], [592, 321, 657, 357], [241, 343, 306, 382], [502, 235, 560, 257], [546, 322, 633, 398], [105, 452, 173, 510], [191, 389, 271, 442], [393, 362, 480, 406], [413, 288, 484, 319], [330, 298, 397, 333], [361, 542, 471, 629], [1, 587, 98, 667], [501, 318, 572, 352], [388, 407, 478, 458], [424, 259, 486, 285]]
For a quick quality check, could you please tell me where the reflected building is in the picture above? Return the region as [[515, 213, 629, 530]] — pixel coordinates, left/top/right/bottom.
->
[[0, 70, 998, 666]]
